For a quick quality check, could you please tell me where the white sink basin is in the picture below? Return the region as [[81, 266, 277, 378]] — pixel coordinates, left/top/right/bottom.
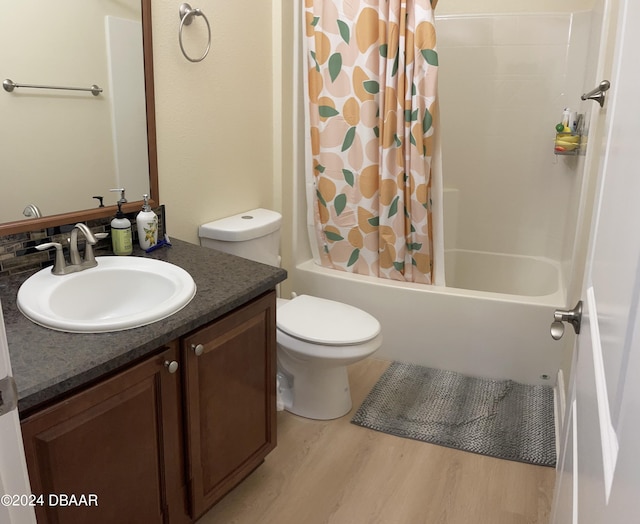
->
[[17, 257, 197, 333]]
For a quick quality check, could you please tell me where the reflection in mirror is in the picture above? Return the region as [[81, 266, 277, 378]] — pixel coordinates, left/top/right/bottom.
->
[[0, 0, 157, 231]]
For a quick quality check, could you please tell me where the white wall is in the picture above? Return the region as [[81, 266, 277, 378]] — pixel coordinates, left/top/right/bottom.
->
[[152, 2, 276, 244]]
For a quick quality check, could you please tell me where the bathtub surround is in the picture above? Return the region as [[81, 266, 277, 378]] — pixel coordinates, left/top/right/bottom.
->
[[352, 361, 556, 467], [287, 2, 597, 387], [436, 10, 591, 285], [303, 0, 444, 284]]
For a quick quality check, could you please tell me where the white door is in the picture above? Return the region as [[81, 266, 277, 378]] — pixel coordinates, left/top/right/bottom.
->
[[0, 300, 36, 524], [551, 0, 640, 521]]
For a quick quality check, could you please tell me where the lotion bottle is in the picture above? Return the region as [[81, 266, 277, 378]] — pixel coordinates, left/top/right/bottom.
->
[[110, 190, 132, 256], [136, 194, 158, 250]]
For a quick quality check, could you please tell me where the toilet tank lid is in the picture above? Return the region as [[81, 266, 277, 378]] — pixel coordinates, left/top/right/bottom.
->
[[199, 208, 282, 242]]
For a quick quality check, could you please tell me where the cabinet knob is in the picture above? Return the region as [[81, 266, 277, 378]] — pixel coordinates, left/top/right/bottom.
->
[[164, 360, 179, 374], [191, 343, 204, 356]]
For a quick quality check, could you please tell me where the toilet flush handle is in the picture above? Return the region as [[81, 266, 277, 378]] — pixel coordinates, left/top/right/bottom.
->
[[191, 343, 204, 356]]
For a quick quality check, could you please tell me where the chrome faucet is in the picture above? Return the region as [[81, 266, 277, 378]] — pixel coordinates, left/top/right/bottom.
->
[[36, 223, 107, 275], [69, 223, 99, 268]]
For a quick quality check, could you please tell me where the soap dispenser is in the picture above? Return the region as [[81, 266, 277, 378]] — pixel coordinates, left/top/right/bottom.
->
[[136, 194, 158, 250], [110, 188, 132, 256]]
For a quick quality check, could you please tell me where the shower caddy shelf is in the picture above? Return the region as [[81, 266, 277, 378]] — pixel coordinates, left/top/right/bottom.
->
[[554, 80, 611, 157], [554, 132, 583, 156], [553, 111, 585, 156]]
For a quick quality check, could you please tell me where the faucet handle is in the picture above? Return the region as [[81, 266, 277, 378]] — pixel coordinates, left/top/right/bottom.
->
[[36, 242, 67, 275], [35, 242, 60, 250]]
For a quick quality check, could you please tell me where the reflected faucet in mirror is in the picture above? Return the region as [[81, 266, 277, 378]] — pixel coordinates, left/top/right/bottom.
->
[[23, 204, 42, 219]]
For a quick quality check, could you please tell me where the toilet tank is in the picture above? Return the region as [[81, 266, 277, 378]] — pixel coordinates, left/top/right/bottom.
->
[[198, 208, 282, 267]]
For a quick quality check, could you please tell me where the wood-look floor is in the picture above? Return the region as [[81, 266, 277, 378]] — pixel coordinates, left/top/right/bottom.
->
[[196, 358, 555, 524]]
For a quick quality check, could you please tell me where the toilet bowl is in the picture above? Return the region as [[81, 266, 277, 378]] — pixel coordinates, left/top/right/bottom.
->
[[276, 295, 382, 420], [199, 209, 382, 420]]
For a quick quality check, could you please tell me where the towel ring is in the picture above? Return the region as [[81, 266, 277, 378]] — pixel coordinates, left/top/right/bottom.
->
[[178, 3, 211, 63]]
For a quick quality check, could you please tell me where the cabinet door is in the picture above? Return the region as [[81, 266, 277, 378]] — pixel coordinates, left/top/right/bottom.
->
[[21, 343, 189, 524], [183, 291, 277, 518]]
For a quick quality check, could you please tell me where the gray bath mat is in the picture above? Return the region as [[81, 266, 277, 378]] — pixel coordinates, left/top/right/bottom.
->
[[351, 362, 556, 467]]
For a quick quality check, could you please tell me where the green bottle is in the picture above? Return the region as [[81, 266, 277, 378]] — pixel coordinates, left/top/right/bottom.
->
[[111, 201, 132, 256]]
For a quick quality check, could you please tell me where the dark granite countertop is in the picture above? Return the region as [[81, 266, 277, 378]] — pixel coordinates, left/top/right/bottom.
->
[[0, 239, 287, 414]]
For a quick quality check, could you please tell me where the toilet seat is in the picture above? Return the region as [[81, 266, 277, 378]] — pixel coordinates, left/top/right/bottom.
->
[[277, 295, 380, 346]]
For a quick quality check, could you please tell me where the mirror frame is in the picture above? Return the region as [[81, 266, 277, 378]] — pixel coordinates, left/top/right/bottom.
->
[[0, 0, 158, 236]]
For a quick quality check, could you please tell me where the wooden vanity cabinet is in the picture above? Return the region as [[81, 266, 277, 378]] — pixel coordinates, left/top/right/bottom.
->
[[20, 291, 277, 522], [181, 291, 277, 519], [20, 342, 190, 524]]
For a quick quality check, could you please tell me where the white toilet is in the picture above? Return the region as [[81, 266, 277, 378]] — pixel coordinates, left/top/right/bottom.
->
[[199, 208, 382, 420]]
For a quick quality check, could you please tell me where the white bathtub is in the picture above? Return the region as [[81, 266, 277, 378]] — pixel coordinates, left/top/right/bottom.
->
[[291, 250, 566, 386], [445, 249, 563, 298]]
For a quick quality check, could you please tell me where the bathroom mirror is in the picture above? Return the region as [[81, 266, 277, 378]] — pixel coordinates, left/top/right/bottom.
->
[[0, 0, 158, 234]]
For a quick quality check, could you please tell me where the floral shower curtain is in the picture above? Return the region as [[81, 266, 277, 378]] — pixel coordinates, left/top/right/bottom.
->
[[303, 0, 444, 285]]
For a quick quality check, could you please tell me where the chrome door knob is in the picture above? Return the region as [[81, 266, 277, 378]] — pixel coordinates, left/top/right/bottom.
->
[[191, 343, 204, 356], [550, 321, 565, 341], [550, 301, 583, 340]]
